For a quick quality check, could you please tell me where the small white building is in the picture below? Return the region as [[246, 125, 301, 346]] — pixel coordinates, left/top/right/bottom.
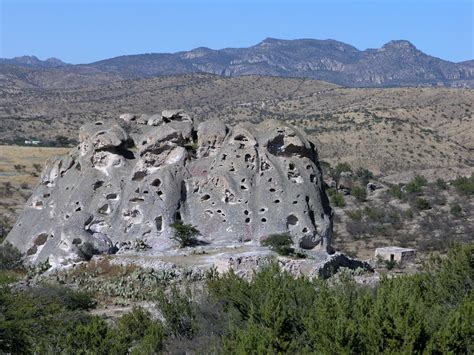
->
[[375, 247, 416, 263], [24, 140, 41, 145]]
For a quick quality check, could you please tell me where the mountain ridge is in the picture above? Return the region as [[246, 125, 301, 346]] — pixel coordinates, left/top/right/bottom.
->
[[1, 38, 473, 88]]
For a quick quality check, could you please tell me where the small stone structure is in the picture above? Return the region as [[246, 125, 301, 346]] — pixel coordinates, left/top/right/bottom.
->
[[375, 247, 416, 263]]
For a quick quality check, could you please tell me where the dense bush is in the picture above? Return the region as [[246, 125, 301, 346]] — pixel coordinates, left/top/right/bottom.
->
[[170, 221, 200, 248], [260, 233, 299, 257], [404, 175, 428, 194], [352, 185, 367, 202], [208, 244, 473, 353], [388, 184, 404, 199], [0, 244, 472, 353], [330, 192, 345, 207], [355, 167, 374, 186], [450, 204, 463, 217], [0, 241, 23, 270], [414, 197, 431, 211], [452, 174, 474, 196]]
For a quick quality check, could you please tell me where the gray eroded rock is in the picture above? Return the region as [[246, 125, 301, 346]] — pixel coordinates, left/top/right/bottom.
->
[[6, 112, 333, 267]]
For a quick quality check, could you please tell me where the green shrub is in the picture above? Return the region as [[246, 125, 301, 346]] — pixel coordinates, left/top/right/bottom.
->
[[170, 221, 200, 248], [346, 209, 363, 221], [261, 234, 294, 256], [206, 243, 473, 354], [355, 167, 374, 186], [452, 174, 474, 196], [405, 175, 428, 194], [414, 198, 431, 210], [389, 184, 404, 199], [450, 204, 463, 217], [0, 241, 23, 270], [384, 259, 398, 270], [330, 192, 345, 207], [436, 178, 447, 190], [352, 185, 367, 202], [156, 285, 196, 339]]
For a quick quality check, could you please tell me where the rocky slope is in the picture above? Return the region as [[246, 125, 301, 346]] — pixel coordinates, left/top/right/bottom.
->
[[1, 38, 473, 89], [6, 111, 333, 267]]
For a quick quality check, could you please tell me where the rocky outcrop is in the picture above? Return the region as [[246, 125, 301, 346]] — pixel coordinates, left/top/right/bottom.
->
[[6, 111, 333, 267]]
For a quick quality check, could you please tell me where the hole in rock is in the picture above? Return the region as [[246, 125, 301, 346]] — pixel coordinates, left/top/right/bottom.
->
[[75, 207, 82, 212], [302, 227, 308, 233], [175, 212, 181, 221], [261, 218, 267, 222], [244, 154, 252, 162], [151, 179, 161, 187], [201, 194, 211, 201], [27, 245, 38, 256], [240, 185, 248, 190], [106, 193, 118, 200], [143, 190, 149, 194], [269, 188, 276, 192], [274, 199, 280, 204], [132, 171, 147, 181], [95, 121, 103, 125], [130, 197, 144, 203], [310, 174, 316, 183], [34, 233, 49, 246], [234, 134, 249, 142], [155, 216, 163, 231], [287, 214, 299, 226], [244, 210, 249, 215], [157, 191, 163, 197], [98, 204, 110, 215], [260, 208, 266, 213], [205, 210, 213, 216], [292, 201, 298, 204], [72, 238, 82, 245], [75, 163, 81, 171], [93, 181, 104, 190], [43, 193, 50, 198], [245, 218, 251, 223]]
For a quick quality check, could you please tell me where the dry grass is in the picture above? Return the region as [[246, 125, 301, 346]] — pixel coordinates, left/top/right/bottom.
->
[[0, 145, 69, 184]]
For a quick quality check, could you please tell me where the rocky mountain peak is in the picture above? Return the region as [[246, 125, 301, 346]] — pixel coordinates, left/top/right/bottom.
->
[[382, 40, 417, 51]]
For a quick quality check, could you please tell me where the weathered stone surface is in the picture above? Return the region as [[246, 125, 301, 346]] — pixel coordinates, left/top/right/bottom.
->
[[6, 112, 333, 267]]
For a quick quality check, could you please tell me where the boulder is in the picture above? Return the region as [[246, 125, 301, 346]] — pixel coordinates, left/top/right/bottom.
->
[[5, 112, 333, 266]]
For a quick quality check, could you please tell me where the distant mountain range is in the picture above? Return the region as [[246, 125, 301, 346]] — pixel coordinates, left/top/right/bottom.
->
[[1, 38, 473, 88]]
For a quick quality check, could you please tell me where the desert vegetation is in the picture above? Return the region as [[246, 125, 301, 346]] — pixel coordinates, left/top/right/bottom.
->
[[0, 243, 471, 353]]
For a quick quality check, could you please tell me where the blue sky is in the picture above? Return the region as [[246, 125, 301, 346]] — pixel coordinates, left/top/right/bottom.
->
[[0, 0, 472, 64]]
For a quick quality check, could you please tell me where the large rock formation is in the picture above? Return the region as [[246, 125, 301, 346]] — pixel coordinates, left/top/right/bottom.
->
[[6, 111, 333, 267]]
